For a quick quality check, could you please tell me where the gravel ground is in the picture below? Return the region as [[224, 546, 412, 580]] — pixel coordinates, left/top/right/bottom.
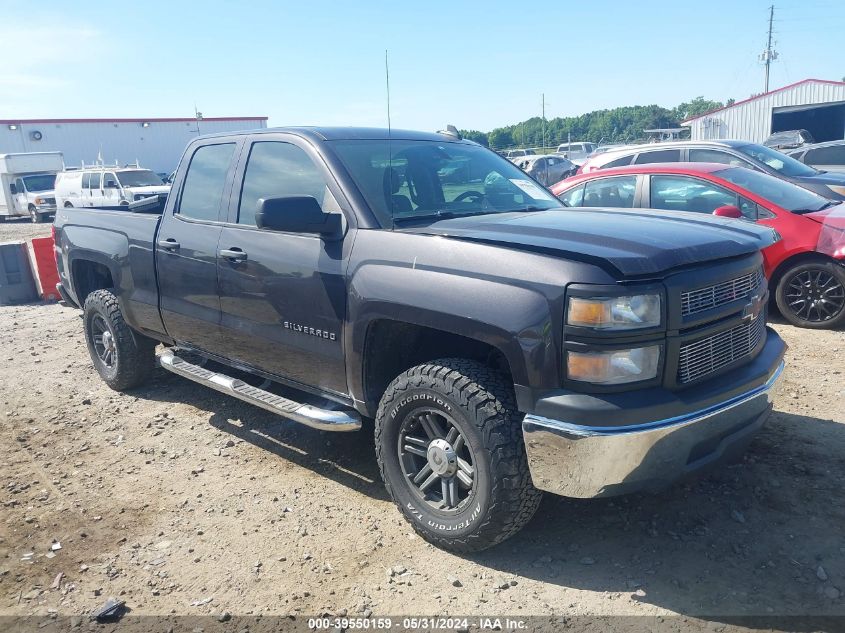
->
[[0, 298, 843, 630], [0, 218, 53, 244]]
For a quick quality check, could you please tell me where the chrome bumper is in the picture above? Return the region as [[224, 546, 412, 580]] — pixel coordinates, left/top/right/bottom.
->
[[523, 361, 784, 498]]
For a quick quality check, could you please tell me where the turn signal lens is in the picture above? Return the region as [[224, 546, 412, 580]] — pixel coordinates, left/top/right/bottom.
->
[[567, 346, 660, 385], [567, 294, 661, 330]]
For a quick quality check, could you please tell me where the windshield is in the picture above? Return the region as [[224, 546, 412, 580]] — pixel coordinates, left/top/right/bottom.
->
[[716, 167, 831, 213], [736, 143, 819, 177], [329, 139, 562, 226], [116, 170, 164, 187], [22, 174, 56, 192]]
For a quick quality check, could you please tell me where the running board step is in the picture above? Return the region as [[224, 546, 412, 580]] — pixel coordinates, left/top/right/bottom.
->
[[158, 350, 361, 432]]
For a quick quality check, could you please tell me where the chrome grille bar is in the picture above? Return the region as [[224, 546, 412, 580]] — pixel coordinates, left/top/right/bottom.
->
[[681, 268, 764, 317]]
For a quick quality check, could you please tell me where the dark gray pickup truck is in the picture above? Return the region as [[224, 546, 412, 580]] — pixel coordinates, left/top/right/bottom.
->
[[54, 127, 786, 552]]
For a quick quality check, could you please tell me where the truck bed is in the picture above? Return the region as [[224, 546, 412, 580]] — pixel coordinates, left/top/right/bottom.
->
[[54, 205, 166, 339]]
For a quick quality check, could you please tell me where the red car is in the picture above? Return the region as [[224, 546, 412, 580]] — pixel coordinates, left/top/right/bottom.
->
[[551, 163, 845, 329]]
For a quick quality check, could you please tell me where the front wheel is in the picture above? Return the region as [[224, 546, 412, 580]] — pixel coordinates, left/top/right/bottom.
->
[[375, 359, 541, 552], [775, 261, 845, 329], [28, 205, 44, 223], [83, 289, 156, 390]]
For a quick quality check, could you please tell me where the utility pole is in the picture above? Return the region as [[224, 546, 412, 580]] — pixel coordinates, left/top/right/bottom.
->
[[759, 5, 778, 93]]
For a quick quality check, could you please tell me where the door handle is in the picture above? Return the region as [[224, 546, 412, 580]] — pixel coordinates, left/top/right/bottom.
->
[[157, 238, 180, 250], [219, 247, 247, 262]]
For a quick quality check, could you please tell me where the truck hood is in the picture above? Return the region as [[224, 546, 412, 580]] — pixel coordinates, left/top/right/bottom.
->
[[402, 208, 778, 276]]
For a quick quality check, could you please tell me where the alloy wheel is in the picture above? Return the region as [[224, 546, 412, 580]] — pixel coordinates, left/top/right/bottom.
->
[[91, 314, 117, 367], [398, 409, 476, 512], [785, 268, 845, 323]]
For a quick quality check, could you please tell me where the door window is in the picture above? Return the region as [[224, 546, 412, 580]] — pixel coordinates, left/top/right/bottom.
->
[[237, 141, 335, 226], [582, 176, 637, 208], [104, 172, 118, 188], [650, 175, 736, 213], [178, 143, 237, 222], [14, 178, 24, 193], [805, 145, 845, 165], [89, 172, 102, 189], [558, 184, 584, 206], [689, 148, 750, 167], [82, 173, 91, 189], [634, 149, 681, 164], [603, 155, 633, 168]]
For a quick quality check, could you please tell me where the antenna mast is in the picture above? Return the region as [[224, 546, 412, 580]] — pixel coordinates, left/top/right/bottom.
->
[[759, 5, 778, 93]]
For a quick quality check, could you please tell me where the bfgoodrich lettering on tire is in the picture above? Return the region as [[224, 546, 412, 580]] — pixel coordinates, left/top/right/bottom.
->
[[375, 358, 541, 552]]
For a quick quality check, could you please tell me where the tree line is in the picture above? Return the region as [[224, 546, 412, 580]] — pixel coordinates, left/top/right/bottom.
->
[[460, 96, 730, 150]]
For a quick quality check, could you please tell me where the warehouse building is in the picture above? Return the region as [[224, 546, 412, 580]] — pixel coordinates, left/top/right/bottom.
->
[[682, 79, 845, 144], [0, 116, 268, 174]]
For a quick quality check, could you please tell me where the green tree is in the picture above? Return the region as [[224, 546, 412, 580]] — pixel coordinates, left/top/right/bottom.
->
[[460, 129, 489, 146], [671, 96, 723, 122], [487, 128, 515, 149]]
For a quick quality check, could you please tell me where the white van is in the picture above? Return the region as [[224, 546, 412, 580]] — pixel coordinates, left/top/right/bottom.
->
[[555, 142, 597, 165], [55, 165, 170, 209], [0, 152, 64, 223]]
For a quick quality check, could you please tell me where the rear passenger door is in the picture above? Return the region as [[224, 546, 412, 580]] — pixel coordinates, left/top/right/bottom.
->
[[156, 140, 241, 352], [214, 134, 352, 396]]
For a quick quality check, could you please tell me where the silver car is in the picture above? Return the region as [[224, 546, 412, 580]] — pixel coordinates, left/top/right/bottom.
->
[[513, 154, 577, 187], [787, 140, 845, 175]]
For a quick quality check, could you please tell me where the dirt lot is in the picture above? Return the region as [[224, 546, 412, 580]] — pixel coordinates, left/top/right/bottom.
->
[[1, 221, 844, 629], [0, 218, 53, 243]]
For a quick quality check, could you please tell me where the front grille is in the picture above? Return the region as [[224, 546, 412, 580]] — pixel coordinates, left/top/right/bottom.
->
[[681, 268, 764, 317], [678, 314, 765, 384], [43, 197, 56, 205]]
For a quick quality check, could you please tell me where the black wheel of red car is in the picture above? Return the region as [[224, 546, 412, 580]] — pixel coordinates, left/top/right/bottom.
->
[[375, 358, 541, 553], [83, 289, 156, 390], [775, 261, 845, 329]]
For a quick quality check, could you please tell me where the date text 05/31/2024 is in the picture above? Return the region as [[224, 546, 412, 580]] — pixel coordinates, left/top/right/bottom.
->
[[308, 617, 528, 630]]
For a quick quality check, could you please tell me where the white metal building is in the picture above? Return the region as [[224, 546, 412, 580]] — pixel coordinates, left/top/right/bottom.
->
[[682, 79, 845, 144], [0, 116, 268, 174]]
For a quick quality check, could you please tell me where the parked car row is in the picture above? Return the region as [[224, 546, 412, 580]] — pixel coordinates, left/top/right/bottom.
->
[[552, 161, 845, 329], [578, 140, 845, 200]]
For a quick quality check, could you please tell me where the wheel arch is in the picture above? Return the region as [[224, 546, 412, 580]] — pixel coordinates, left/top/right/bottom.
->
[[769, 251, 840, 293]]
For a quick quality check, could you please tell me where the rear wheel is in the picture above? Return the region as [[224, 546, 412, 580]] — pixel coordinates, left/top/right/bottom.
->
[[775, 261, 845, 329], [83, 289, 156, 390], [375, 359, 541, 552]]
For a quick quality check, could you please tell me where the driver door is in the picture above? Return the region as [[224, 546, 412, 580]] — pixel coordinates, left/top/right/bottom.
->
[[102, 172, 121, 205], [12, 178, 27, 214]]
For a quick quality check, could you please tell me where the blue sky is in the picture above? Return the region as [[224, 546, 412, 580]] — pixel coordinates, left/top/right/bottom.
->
[[2, 0, 843, 131]]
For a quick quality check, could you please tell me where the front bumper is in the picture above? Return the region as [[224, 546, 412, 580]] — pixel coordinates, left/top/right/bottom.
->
[[523, 329, 785, 498]]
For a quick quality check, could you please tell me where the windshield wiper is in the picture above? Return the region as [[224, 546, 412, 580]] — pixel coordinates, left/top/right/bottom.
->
[[393, 210, 491, 225], [793, 201, 836, 214]]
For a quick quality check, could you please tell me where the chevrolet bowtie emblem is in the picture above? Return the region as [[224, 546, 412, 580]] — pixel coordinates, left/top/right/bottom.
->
[[742, 293, 764, 321]]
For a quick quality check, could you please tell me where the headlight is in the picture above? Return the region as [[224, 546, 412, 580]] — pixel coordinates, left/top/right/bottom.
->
[[35, 197, 44, 204], [827, 185, 845, 197], [567, 294, 661, 330], [567, 346, 660, 385]]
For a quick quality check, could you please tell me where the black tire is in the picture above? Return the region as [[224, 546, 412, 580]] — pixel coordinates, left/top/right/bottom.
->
[[64, 201, 74, 208], [375, 358, 541, 552], [83, 289, 155, 390], [775, 260, 845, 329], [28, 205, 42, 223]]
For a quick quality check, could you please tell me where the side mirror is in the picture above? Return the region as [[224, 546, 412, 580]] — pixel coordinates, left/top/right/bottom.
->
[[713, 205, 743, 219], [105, 180, 118, 188], [9, 184, 16, 195], [255, 196, 341, 237]]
